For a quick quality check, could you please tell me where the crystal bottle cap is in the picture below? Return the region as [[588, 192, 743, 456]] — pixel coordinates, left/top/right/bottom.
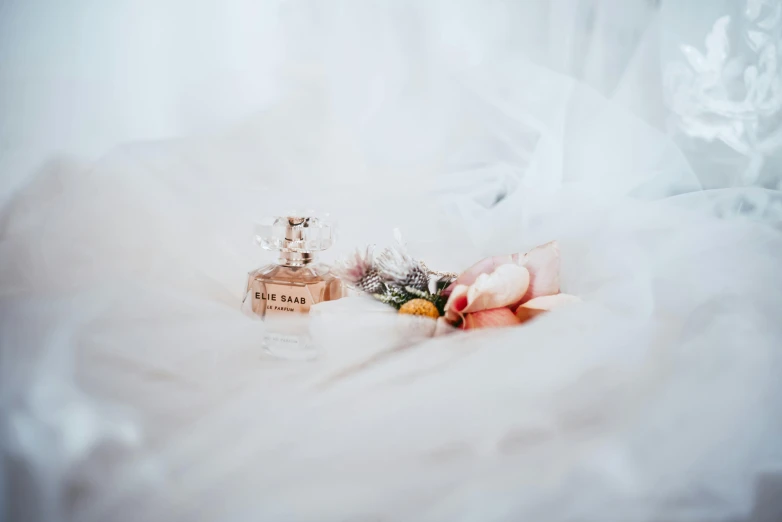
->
[[254, 216, 334, 253]]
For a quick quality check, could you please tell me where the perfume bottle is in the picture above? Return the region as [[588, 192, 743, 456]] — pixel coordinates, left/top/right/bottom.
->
[[244, 215, 342, 358]]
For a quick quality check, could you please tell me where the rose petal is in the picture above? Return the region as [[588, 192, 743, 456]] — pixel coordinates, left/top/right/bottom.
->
[[447, 254, 518, 291], [444, 264, 530, 322], [515, 293, 581, 323], [444, 284, 470, 323], [522, 293, 581, 310], [464, 264, 530, 313], [515, 306, 547, 324], [517, 240, 560, 304], [463, 307, 522, 330]]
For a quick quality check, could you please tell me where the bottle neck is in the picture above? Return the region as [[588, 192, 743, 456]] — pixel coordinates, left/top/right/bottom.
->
[[277, 251, 315, 267]]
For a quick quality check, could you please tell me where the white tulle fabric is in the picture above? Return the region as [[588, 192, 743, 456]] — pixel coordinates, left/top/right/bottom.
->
[[2, 2, 782, 522]]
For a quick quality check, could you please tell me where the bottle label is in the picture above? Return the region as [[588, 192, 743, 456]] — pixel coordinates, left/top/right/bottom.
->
[[248, 281, 315, 316]]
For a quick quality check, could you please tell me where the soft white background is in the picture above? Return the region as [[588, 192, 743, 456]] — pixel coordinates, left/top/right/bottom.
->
[[3, 0, 767, 200]]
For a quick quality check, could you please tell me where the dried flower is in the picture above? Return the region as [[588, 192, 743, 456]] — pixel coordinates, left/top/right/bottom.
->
[[331, 246, 385, 294], [374, 285, 410, 309], [399, 299, 440, 319], [333, 230, 453, 317], [357, 268, 385, 295], [375, 230, 429, 292]]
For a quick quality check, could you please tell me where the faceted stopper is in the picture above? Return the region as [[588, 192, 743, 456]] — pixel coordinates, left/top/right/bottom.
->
[[254, 216, 334, 253]]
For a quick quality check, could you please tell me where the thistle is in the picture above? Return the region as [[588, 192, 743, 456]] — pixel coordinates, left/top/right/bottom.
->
[[331, 246, 386, 294], [375, 232, 429, 292]]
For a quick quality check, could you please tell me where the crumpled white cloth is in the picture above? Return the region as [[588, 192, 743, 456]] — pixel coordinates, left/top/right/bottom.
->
[[2, 3, 782, 522]]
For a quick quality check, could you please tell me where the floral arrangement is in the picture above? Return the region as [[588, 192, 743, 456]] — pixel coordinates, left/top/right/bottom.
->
[[331, 231, 454, 320], [332, 231, 580, 330]]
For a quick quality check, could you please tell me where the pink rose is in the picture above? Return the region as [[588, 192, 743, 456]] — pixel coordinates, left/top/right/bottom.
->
[[443, 241, 579, 329]]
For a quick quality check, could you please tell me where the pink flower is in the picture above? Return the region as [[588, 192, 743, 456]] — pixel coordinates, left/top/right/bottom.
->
[[516, 240, 561, 304], [515, 294, 582, 323], [462, 307, 522, 330], [444, 264, 530, 323], [444, 241, 575, 328]]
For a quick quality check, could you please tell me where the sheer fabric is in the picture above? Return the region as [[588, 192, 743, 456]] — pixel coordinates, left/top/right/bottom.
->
[[1, 2, 781, 521]]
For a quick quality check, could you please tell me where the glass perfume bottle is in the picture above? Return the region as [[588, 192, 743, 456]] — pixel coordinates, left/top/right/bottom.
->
[[243, 215, 342, 359]]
